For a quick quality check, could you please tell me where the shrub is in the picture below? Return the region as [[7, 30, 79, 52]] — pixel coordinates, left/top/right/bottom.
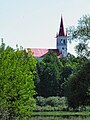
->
[[35, 96, 68, 111], [36, 96, 46, 106], [46, 97, 67, 107], [46, 97, 60, 107]]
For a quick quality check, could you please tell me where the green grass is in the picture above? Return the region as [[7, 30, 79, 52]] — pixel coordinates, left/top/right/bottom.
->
[[31, 111, 90, 120], [32, 111, 90, 117], [30, 117, 90, 120]]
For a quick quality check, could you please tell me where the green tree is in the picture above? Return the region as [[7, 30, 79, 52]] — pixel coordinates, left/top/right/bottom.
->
[[60, 53, 80, 96], [68, 14, 90, 57], [36, 52, 80, 97], [0, 43, 37, 119], [36, 50, 63, 97], [64, 60, 90, 108]]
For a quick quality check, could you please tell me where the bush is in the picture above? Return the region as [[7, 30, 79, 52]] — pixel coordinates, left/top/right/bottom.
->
[[46, 97, 67, 107], [46, 96, 60, 107], [35, 96, 67, 111], [36, 96, 46, 106]]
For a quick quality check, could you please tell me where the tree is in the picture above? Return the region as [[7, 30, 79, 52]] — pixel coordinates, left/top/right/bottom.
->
[[64, 60, 90, 108], [36, 52, 81, 97], [0, 43, 37, 119], [68, 14, 90, 57], [60, 53, 80, 96], [36, 50, 63, 97]]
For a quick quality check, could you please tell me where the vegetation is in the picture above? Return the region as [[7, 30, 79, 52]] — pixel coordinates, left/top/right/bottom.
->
[[64, 61, 90, 108], [36, 50, 63, 97], [36, 14, 90, 105], [35, 96, 67, 112], [64, 14, 90, 108], [35, 52, 90, 109], [30, 117, 90, 120], [32, 111, 90, 117], [0, 40, 37, 119], [35, 50, 90, 100], [68, 14, 90, 57], [0, 14, 90, 119]]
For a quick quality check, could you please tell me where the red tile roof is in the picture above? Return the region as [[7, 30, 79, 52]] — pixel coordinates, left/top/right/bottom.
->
[[30, 48, 48, 58], [29, 48, 61, 58]]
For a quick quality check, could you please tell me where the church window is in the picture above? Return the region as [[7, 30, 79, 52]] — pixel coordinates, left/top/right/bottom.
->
[[62, 47, 64, 50], [61, 39, 63, 43], [64, 39, 65, 44]]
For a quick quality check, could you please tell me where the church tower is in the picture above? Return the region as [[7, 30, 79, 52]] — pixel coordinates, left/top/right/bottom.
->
[[56, 16, 67, 57]]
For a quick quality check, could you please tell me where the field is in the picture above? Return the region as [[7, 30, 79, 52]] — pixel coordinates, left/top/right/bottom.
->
[[30, 111, 90, 120], [32, 111, 90, 116], [30, 116, 90, 120]]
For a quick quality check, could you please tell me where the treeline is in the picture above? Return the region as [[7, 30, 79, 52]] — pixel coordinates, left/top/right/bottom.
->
[[0, 41, 90, 119], [35, 14, 90, 109], [35, 50, 90, 109]]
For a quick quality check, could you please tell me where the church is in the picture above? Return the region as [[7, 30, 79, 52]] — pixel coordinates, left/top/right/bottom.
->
[[28, 16, 67, 60]]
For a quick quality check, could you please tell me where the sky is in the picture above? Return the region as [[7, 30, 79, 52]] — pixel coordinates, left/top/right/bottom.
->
[[0, 0, 90, 55]]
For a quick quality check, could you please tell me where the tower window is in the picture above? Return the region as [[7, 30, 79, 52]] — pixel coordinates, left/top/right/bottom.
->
[[61, 39, 63, 43], [64, 39, 65, 44], [62, 47, 64, 50]]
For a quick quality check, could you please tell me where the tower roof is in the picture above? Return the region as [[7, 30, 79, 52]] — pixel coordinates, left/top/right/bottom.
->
[[58, 16, 65, 36]]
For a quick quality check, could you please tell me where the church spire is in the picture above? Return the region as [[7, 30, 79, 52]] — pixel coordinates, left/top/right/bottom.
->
[[56, 15, 67, 57], [58, 16, 65, 36]]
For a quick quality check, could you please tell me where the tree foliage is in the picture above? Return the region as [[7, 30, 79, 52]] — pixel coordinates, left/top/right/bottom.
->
[[36, 51, 79, 97], [64, 60, 90, 108], [36, 50, 63, 97], [68, 14, 90, 57], [0, 42, 37, 119], [68, 15, 90, 41]]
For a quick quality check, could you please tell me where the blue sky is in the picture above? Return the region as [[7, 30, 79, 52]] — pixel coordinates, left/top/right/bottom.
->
[[0, 0, 90, 55]]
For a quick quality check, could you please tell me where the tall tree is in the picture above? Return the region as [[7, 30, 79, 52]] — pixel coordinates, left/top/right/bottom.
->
[[0, 43, 37, 119], [64, 60, 90, 108], [36, 50, 63, 97], [68, 14, 90, 57]]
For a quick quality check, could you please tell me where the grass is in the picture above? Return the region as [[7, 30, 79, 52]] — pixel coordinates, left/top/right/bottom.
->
[[31, 111, 90, 117], [31, 110, 90, 120], [30, 116, 90, 120]]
